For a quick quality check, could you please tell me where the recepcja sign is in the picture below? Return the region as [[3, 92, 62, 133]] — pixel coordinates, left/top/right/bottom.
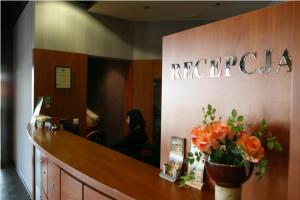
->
[[171, 49, 292, 80]]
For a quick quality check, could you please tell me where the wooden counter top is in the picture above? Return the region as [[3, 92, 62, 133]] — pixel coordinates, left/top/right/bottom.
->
[[27, 124, 213, 200]]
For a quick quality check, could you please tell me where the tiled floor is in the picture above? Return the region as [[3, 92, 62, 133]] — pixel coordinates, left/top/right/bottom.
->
[[0, 166, 31, 200]]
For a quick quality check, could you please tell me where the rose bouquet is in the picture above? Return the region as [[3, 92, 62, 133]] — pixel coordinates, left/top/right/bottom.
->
[[180, 104, 283, 186]]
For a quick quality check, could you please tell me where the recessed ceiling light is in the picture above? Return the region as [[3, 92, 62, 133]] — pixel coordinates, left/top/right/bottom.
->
[[143, 5, 151, 10], [212, 2, 221, 7]]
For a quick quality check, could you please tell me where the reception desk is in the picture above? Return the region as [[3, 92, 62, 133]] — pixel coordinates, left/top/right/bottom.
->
[[27, 124, 213, 200]]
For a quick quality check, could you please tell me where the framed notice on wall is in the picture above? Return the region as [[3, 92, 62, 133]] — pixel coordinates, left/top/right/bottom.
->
[[56, 66, 71, 88]]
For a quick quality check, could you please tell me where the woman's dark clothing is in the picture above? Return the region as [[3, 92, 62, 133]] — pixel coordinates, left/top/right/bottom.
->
[[113, 109, 148, 157], [118, 126, 148, 156]]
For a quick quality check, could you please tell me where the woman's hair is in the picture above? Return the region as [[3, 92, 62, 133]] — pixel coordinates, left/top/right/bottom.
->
[[126, 109, 145, 131]]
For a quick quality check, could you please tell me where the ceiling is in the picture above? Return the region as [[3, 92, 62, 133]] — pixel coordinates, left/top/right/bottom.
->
[[1, 1, 28, 25], [88, 1, 280, 22]]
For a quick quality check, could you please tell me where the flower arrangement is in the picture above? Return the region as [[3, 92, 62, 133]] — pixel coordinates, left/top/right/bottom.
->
[[180, 104, 283, 185]]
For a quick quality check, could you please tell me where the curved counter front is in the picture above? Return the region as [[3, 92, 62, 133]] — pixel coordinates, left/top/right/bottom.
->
[[27, 124, 213, 200]]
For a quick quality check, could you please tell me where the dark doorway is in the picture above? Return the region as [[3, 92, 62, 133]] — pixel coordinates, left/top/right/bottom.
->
[[152, 79, 162, 167], [153, 79, 162, 145], [87, 57, 129, 146]]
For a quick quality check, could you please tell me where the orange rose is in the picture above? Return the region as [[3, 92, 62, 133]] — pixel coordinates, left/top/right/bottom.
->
[[236, 132, 265, 163], [192, 126, 204, 136], [191, 126, 204, 144], [191, 126, 213, 153], [208, 132, 220, 150], [191, 123, 234, 154], [250, 146, 264, 163], [210, 122, 233, 141], [193, 133, 212, 153], [244, 136, 262, 155]]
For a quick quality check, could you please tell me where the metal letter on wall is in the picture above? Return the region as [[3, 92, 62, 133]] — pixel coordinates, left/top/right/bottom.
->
[[172, 64, 181, 80], [259, 50, 272, 74], [183, 62, 193, 79], [209, 58, 222, 77], [171, 49, 291, 80], [240, 52, 257, 75], [224, 56, 237, 77], [276, 49, 292, 72], [193, 59, 206, 79]]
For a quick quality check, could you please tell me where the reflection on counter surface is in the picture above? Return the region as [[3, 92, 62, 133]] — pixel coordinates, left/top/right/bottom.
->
[[28, 125, 213, 200]]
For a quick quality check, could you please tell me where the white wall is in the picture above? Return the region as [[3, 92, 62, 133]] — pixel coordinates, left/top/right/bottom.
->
[[35, 1, 133, 60], [35, 1, 207, 60], [13, 2, 35, 195]]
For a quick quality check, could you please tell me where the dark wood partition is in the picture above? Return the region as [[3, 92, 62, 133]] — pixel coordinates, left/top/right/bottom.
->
[[125, 60, 162, 143], [33, 49, 88, 135], [87, 58, 129, 145], [162, 2, 299, 200]]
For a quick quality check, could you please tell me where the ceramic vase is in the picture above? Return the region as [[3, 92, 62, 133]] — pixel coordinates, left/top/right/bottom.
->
[[205, 161, 253, 200]]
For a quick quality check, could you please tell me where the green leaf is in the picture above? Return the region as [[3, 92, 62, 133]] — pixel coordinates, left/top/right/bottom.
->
[[208, 104, 212, 110], [256, 159, 268, 180], [266, 136, 276, 142], [257, 131, 263, 138], [227, 120, 234, 127], [236, 124, 244, 132], [196, 156, 200, 162], [179, 181, 185, 187], [179, 171, 196, 186], [237, 115, 244, 122], [261, 119, 268, 130], [212, 108, 216, 114], [274, 141, 283, 151], [188, 152, 194, 157], [260, 166, 266, 175], [259, 159, 268, 166], [267, 141, 274, 150], [189, 158, 195, 165], [232, 109, 237, 118], [210, 116, 215, 121], [258, 159, 268, 169], [207, 110, 212, 115]]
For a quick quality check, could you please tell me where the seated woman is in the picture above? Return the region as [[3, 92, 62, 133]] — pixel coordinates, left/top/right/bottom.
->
[[112, 109, 148, 158]]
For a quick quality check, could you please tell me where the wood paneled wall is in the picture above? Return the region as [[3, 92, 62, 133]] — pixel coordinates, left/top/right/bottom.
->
[[288, 3, 300, 200], [33, 49, 87, 135], [162, 2, 299, 200], [126, 60, 162, 143]]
